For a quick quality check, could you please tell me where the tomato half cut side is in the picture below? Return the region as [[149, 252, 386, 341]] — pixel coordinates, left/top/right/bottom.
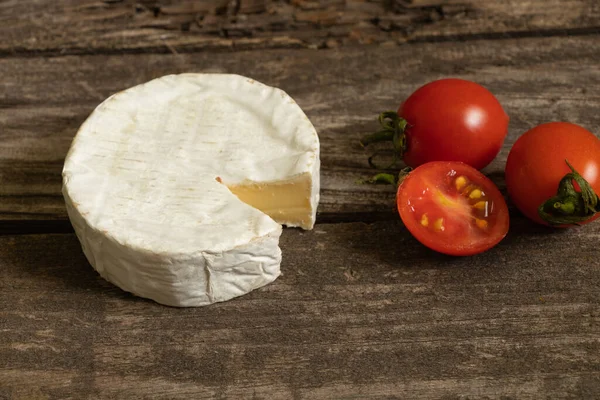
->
[[397, 161, 509, 256]]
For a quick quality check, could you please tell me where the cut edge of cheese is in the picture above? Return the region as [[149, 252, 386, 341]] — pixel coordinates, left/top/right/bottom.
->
[[225, 169, 319, 230]]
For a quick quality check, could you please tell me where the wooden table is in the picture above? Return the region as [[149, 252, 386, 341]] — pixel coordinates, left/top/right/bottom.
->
[[2, 1, 600, 398]]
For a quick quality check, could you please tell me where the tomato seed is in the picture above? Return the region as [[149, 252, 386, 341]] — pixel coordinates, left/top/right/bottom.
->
[[469, 189, 483, 199], [473, 201, 487, 210], [475, 219, 488, 229], [434, 218, 445, 232], [455, 176, 468, 191]]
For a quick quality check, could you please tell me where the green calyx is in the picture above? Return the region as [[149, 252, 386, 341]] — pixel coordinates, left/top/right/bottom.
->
[[538, 160, 600, 225], [360, 111, 409, 169], [357, 168, 413, 187]]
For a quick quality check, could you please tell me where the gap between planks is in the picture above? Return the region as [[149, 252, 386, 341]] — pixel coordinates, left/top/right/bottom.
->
[[0, 213, 400, 236], [1, 27, 600, 59]]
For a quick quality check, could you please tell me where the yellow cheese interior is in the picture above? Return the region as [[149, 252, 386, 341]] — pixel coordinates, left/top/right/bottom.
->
[[226, 173, 313, 229]]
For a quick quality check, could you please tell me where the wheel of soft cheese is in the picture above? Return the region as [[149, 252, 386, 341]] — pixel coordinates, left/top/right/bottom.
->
[[62, 74, 320, 307]]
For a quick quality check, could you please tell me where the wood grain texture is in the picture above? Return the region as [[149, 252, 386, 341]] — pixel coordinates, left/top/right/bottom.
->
[[1, 220, 599, 398], [2, 2, 600, 398], [1, 35, 600, 226], [0, 0, 599, 56]]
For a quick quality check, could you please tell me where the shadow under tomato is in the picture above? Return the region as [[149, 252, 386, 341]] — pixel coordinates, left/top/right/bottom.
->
[[343, 209, 594, 274], [344, 218, 467, 268]]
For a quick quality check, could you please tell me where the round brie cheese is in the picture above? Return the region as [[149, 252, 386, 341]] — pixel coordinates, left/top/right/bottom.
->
[[62, 74, 320, 307]]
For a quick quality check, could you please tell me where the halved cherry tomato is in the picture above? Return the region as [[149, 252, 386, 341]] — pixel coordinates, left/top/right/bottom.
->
[[505, 122, 600, 226], [397, 161, 509, 256], [362, 79, 509, 170]]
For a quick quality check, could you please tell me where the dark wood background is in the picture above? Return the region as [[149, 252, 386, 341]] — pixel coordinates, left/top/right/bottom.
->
[[1, 1, 600, 398]]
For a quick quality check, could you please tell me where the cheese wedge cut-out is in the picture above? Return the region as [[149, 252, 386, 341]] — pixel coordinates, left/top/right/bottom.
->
[[62, 74, 320, 307]]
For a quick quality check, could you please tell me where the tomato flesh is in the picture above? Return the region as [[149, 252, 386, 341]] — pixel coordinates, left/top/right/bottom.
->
[[505, 122, 600, 226], [397, 162, 509, 256]]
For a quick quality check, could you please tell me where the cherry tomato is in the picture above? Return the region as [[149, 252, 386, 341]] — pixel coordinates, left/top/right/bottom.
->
[[505, 122, 600, 226], [397, 161, 509, 256], [362, 79, 509, 170]]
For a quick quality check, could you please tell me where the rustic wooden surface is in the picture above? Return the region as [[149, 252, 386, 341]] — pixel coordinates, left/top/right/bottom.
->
[[2, 0, 599, 55], [2, 0, 600, 398], [2, 222, 600, 399]]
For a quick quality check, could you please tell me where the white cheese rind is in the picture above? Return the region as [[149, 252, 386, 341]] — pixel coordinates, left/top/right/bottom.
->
[[64, 191, 282, 306], [62, 73, 319, 307]]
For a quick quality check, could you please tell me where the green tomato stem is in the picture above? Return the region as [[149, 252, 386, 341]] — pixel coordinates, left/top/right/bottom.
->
[[360, 111, 409, 170], [357, 168, 413, 187], [360, 130, 395, 147]]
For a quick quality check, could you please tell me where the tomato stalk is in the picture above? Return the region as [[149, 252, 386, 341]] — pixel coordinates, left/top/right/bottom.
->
[[538, 160, 600, 225], [357, 168, 413, 187], [360, 111, 409, 169], [359, 173, 397, 185]]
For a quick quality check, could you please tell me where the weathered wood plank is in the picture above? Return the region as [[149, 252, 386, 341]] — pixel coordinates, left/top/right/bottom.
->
[[1, 36, 600, 226], [1, 221, 599, 398], [408, 0, 600, 41], [0, 0, 598, 55]]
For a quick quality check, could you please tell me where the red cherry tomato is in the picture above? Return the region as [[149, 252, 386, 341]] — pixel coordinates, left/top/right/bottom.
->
[[401, 79, 509, 169], [362, 79, 509, 170], [505, 122, 600, 226], [397, 161, 509, 256]]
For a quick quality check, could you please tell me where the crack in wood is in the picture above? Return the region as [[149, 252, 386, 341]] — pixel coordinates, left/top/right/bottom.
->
[[411, 26, 600, 43], [1, 26, 599, 59]]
